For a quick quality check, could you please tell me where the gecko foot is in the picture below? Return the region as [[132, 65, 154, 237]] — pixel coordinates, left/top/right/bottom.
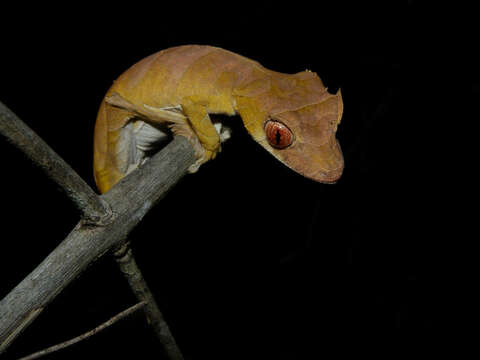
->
[[168, 122, 210, 173], [169, 118, 230, 173]]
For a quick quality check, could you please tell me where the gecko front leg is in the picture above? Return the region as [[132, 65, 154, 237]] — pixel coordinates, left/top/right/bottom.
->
[[181, 98, 222, 172], [145, 98, 225, 173]]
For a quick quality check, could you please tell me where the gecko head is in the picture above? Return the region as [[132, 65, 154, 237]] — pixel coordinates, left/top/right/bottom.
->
[[258, 90, 344, 183], [237, 71, 344, 183]]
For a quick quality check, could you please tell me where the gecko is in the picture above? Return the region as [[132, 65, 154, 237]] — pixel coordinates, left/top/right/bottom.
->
[[93, 45, 344, 193]]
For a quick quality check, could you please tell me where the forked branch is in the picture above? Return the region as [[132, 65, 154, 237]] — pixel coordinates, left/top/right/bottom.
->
[[0, 100, 196, 357]]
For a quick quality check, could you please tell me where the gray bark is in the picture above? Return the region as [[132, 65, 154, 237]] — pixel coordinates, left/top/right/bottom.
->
[[114, 245, 184, 360], [0, 101, 109, 222], [0, 135, 195, 354]]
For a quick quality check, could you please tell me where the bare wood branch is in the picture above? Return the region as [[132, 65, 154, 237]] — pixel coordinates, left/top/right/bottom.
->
[[0, 100, 109, 222], [0, 136, 196, 354], [114, 244, 184, 360], [17, 301, 146, 360]]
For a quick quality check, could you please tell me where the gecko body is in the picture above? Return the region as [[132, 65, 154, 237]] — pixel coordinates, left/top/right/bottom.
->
[[94, 45, 344, 193]]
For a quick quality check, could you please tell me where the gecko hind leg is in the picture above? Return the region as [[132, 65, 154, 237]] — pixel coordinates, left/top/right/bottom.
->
[[106, 92, 228, 173], [106, 92, 186, 124], [106, 92, 203, 171]]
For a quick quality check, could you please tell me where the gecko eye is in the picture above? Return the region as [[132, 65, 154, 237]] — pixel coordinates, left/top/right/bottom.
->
[[264, 120, 294, 149]]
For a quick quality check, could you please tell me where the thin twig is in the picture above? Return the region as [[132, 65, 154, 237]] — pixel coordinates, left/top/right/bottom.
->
[[0, 100, 110, 222], [114, 244, 184, 360], [16, 302, 146, 360]]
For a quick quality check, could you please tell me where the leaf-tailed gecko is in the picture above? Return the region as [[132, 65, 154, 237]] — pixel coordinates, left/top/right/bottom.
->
[[94, 45, 344, 193]]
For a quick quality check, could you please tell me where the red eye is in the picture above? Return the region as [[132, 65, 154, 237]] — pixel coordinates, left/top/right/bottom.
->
[[265, 120, 293, 149]]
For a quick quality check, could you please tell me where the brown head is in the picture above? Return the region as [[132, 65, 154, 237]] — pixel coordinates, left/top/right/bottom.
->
[[235, 70, 344, 183]]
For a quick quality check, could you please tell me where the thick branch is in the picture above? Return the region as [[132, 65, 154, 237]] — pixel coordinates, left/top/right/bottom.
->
[[0, 136, 196, 354], [114, 245, 184, 360], [0, 100, 108, 222]]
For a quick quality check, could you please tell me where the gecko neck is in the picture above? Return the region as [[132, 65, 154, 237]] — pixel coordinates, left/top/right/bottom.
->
[[230, 63, 273, 116]]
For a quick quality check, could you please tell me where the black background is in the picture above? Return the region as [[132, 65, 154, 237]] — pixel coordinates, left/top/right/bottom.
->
[[0, 1, 472, 359]]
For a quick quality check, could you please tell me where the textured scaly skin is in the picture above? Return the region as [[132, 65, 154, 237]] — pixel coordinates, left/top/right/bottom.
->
[[94, 45, 344, 193]]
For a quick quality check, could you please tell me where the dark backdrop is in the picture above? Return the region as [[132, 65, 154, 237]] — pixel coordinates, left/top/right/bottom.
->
[[0, 1, 471, 359]]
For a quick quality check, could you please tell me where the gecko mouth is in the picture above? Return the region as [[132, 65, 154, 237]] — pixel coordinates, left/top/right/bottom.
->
[[309, 139, 344, 184], [294, 158, 343, 184], [278, 138, 344, 184], [310, 164, 344, 184]]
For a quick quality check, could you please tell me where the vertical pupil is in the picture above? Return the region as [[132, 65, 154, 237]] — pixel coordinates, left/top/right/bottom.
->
[[275, 129, 281, 145]]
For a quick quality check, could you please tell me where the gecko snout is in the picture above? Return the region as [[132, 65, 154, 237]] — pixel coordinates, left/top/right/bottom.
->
[[321, 138, 344, 183], [299, 137, 344, 184]]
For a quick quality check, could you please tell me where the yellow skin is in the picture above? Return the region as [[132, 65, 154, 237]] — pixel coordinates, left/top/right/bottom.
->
[[94, 45, 344, 193]]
